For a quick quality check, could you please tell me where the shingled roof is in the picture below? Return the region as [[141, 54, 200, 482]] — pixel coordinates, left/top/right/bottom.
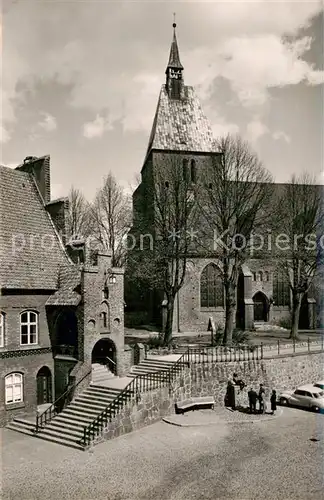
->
[[146, 85, 216, 156], [46, 264, 81, 306], [0, 165, 70, 289]]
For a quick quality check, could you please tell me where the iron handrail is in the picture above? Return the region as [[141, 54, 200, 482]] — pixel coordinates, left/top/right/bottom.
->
[[80, 352, 188, 447], [35, 368, 92, 432]]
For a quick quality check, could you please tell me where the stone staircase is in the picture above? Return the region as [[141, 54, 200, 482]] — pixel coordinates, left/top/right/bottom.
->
[[6, 380, 133, 450], [6, 357, 181, 449], [128, 355, 181, 376], [91, 363, 116, 385]]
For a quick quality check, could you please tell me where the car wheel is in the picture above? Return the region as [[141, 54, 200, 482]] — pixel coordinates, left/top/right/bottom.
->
[[280, 397, 289, 406], [311, 405, 320, 413]]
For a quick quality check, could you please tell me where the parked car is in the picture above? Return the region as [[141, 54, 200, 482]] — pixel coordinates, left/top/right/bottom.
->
[[313, 380, 324, 390], [279, 384, 324, 412]]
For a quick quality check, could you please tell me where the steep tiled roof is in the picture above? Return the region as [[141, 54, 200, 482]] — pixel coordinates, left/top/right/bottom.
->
[[146, 85, 216, 156], [0, 165, 70, 289], [46, 264, 81, 306]]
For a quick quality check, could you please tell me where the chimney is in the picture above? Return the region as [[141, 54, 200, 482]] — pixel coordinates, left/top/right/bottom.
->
[[16, 155, 51, 204]]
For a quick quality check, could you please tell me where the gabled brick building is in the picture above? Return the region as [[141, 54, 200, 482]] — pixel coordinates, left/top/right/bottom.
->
[[0, 156, 128, 426], [127, 24, 322, 333]]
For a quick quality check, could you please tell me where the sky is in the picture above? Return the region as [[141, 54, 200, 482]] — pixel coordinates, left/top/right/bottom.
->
[[1, 0, 323, 201]]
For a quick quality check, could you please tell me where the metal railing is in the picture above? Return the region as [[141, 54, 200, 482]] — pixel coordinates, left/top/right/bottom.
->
[[35, 369, 91, 432], [79, 352, 189, 447]]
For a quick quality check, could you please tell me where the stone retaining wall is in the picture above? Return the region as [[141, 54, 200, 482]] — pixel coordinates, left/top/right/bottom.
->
[[93, 351, 324, 447]]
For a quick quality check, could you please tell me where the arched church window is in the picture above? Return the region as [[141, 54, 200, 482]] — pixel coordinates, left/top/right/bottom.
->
[[265, 271, 269, 282], [190, 159, 197, 183], [273, 270, 290, 306], [252, 272, 256, 281], [259, 271, 263, 282], [100, 302, 110, 331], [200, 264, 224, 308]]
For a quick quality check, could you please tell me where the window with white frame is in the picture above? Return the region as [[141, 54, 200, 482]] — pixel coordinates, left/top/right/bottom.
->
[[5, 373, 23, 404], [20, 311, 38, 345], [0, 312, 4, 347]]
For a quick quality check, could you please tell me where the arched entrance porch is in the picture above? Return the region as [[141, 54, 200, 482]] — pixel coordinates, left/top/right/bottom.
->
[[91, 338, 117, 375], [253, 292, 269, 322], [36, 366, 52, 405], [54, 309, 78, 358]]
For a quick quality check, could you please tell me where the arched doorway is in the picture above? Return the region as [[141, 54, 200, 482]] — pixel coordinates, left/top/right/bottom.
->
[[55, 309, 78, 357], [91, 338, 117, 375], [36, 366, 52, 405], [253, 292, 268, 322]]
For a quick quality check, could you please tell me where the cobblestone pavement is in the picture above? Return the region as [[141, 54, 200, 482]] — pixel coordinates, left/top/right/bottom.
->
[[1, 407, 324, 500], [163, 406, 283, 427]]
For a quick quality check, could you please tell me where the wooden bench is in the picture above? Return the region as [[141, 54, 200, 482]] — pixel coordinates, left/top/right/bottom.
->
[[175, 396, 215, 415]]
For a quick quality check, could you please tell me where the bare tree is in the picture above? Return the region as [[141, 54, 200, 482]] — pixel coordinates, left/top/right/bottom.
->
[[200, 134, 273, 345], [128, 155, 198, 345], [91, 173, 132, 267], [275, 173, 323, 339], [66, 186, 92, 240]]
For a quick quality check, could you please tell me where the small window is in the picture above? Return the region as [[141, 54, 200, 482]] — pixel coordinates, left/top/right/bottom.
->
[[103, 285, 109, 300], [252, 272, 256, 281], [101, 312, 107, 329], [259, 271, 263, 282], [0, 312, 4, 347], [265, 271, 269, 282], [208, 183, 212, 190], [20, 311, 38, 345], [190, 159, 197, 183], [165, 181, 169, 188], [182, 159, 189, 182], [294, 390, 305, 396], [5, 373, 23, 404]]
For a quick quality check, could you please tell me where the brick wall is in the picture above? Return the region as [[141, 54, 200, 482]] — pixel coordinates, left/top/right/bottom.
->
[[93, 351, 324, 445], [0, 351, 54, 426]]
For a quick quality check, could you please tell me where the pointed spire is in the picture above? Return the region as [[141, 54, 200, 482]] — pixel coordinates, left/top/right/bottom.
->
[[166, 19, 183, 71]]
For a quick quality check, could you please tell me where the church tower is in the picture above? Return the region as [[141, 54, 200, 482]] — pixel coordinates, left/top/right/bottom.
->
[[165, 22, 184, 100]]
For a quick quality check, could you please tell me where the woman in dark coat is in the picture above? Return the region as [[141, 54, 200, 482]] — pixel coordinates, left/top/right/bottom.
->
[[270, 389, 277, 415]]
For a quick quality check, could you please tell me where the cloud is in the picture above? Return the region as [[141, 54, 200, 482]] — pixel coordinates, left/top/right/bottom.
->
[[273, 130, 291, 143], [246, 118, 269, 143], [83, 114, 113, 139], [1, 0, 323, 142], [38, 112, 57, 132]]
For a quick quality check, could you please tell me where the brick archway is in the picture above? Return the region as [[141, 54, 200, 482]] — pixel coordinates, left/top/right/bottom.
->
[[253, 292, 268, 322], [91, 338, 117, 375]]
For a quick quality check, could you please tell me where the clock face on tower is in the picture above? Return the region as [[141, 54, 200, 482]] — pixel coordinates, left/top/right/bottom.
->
[[169, 68, 182, 80]]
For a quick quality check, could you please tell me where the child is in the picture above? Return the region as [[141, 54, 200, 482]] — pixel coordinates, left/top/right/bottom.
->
[[270, 389, 277, 415]]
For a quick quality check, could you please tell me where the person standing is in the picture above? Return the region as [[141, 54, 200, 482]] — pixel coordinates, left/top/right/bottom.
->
[[248, 388, 257, 414], [270, 389, 277, 415], [225, 380, 236, 410], [258, 384, 265, 413]]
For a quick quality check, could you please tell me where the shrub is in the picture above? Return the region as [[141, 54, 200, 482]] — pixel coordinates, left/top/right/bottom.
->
[[231, 328, 250, 346], [278, 317, 291, 329], [146, 334, 164, 349]]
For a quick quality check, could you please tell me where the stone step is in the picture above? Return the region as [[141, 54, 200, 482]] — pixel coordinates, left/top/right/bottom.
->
[[75, 394, 115, 405], [43, 422, 84, 438], [72, 397, 111, 411], [35, 432, 85, 451], [63, 407, 102, 419], [6, 420, 36, 437], [54, 413, 94, 426], [68, 403, 103, 416], [89, 384, 122, 394]]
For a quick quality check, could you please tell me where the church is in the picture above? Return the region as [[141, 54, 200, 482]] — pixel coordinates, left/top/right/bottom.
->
[[127, 23, 321, 333]]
